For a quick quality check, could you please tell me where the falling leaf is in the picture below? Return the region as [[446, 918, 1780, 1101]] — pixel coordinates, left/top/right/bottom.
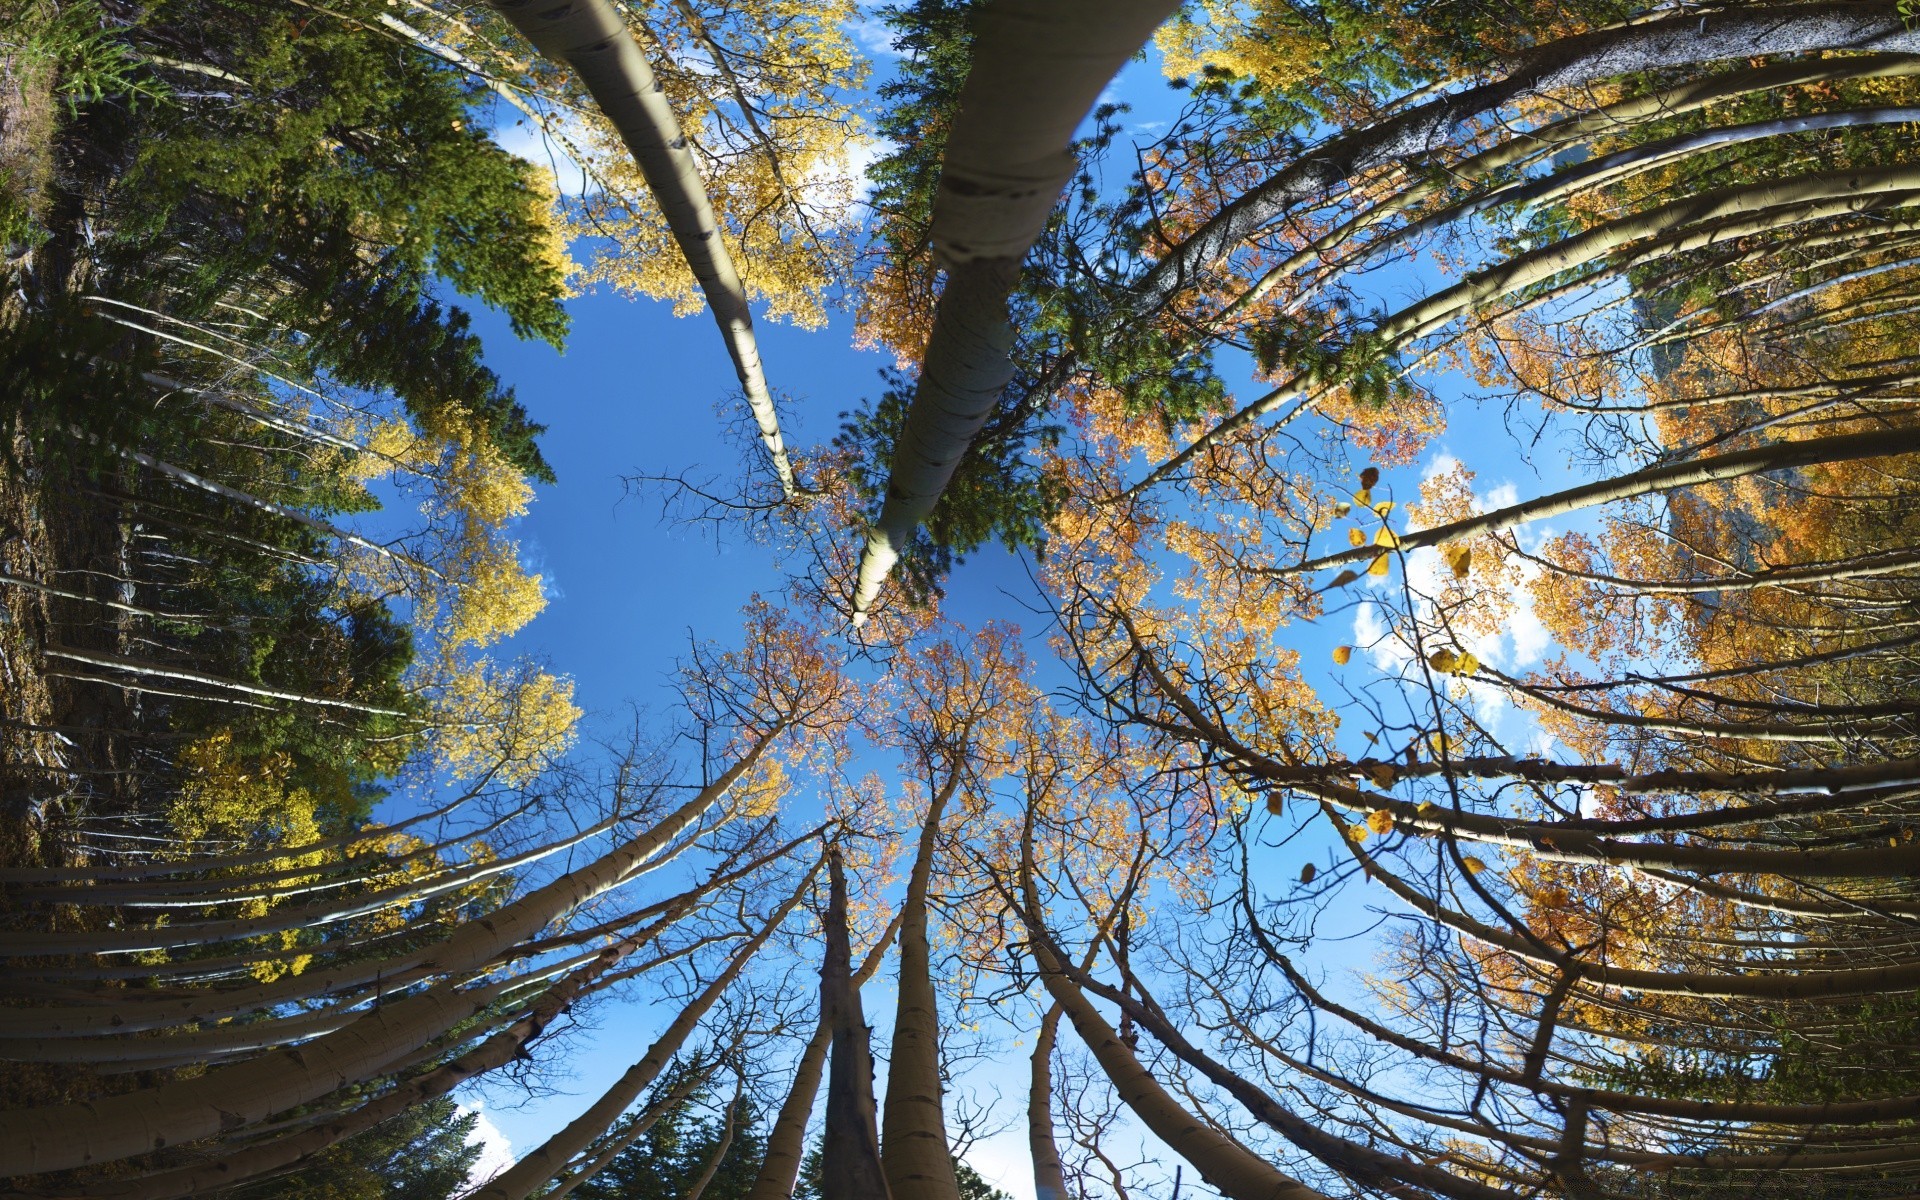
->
[[1428, 648, 1458, 672], [1332, 645, 1353, 665], [1375, 527, 1400, 548], [1443, 543, 1473, 579], [1332, 501, 1352, 517], [1368, 553, 1391, 577], [1349, 823, 1370, 842], [1267, 794, 1285, 815], [1355, 487, 1373, 507], [1329, 569, 1360, 588], [1372, 499, 1395, 517], [1455, 651, 1480, 675], [1463, 856, 1487, 875], [1416, 801, 1435, 816], [1299, 862, 1317, 884], [1348, 527, 1367, 547], [1429, 731, 1452, 756], [1360, 466, 1380, 489], [1365, 763, 1397, 789], [1366, 808, 1396, 836], [1362, 731, 1378, 744]]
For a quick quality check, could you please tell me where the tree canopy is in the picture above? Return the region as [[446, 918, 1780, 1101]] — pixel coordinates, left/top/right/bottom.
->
[[7, 1, 1920, 1199]]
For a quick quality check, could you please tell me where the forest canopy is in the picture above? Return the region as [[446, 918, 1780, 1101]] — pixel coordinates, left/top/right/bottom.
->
[[5, 1, 1920, 1199]]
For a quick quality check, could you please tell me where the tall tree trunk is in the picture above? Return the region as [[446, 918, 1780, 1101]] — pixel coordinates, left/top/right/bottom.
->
[[486, 0, 795, 496], [744, 911, 901, 1200], [1029, 1003, 1067, 1200], [820, 844, 892, 1200], [882, 773, 963, 1200], [470, 861, 818, 1200], [849, 0, 1183, 620]]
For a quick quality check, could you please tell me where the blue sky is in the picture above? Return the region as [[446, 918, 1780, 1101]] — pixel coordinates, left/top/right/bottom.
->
[[439, 27, 1622, 1193]]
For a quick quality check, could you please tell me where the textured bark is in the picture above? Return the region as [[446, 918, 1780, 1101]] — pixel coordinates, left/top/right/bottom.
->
[[0, 735, 774, 1040], [1029, 1004, 1067, 1200], [1134, 2, 1920, 312], [486, 0, 794, 495], [742, 911, 901, 1200], [1279, 425, 1920, 578], [1138, 166, 1920, 493], [881, 774, 962, 1200], [0, 813, 618, 957], [0, 745, 773, 1172], [848, 0, 1182, 620], [42, 887, 695, 1200], [820, 845, 892, 1200]]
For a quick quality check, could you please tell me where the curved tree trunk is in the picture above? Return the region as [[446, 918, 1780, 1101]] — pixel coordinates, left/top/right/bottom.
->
[[1134, 2, 1920, 311], [820, 844, 892, 1200], [470, 860, 819, 1200], [743, 911, 901, 1200], [881, 773, 963, 1200], [849, 0, 1182, 621], [487, 0, 795, 496], [1029, 1003, 1067, 1200]]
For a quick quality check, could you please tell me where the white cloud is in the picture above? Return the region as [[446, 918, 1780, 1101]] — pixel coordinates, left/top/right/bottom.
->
[[848, 12, 901, 58], [492, 116, 598, 198], [459, 1101, 516, 1189]]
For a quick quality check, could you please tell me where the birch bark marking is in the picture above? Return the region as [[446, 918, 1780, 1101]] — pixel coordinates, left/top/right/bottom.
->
[[849, 0, 1183, 622], [487, 0, 795, 497], [742, 912, 901, 1200], [821, 844, 892, 1200], [1029, 1003, 1068, 1200], [1132, 2, 1920, 313], [881, 774, 963, 1200]]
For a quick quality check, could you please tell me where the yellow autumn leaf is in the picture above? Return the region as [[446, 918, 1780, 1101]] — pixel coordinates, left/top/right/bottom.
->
[[1462, 856, 1487, 875], [1332, 645, 1353, 665], [1539, 886, 1571, 908], [1454, 651, 1480, 676], [1348, 527, 1367, 547], [1332, 501, 1352, 517], [1374, 527, 1400, 549], [1267, 794, 1285, 815], [1366, 808, 1396, 835], [1443, 543, 1473, 579], [1365, 763, 1398, 789], [1372, 499, 1395, 517], [1368, 553, 1392, 577], [1355, 487, 1373, 507], [1429, 731, 1452, 756], [1428, 648, 1458, 672]]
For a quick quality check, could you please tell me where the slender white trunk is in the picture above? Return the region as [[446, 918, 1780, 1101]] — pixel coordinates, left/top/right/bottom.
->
[[486, 0, 795, 495], [881, 773, 962, 1200], [849, 0, 1183, 620]]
